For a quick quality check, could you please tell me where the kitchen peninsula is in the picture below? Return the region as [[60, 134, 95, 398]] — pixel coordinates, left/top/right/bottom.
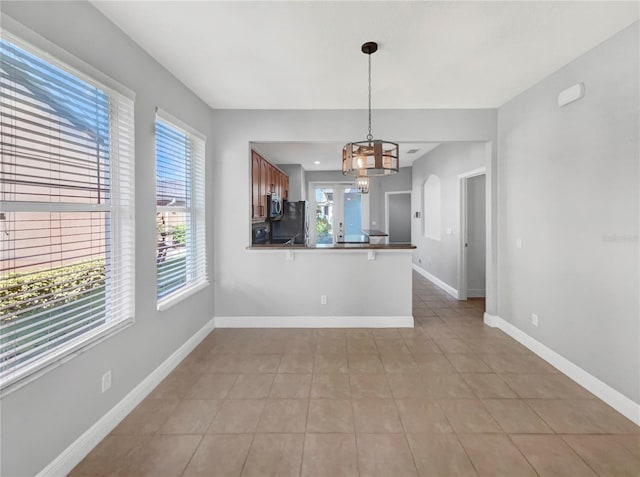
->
[[235, 242, 416, 329]]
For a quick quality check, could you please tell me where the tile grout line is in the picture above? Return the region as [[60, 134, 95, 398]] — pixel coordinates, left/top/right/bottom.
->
[[348, 373, 361, 477], [177, 433, 205, 477], [503, 433, 542, 476]]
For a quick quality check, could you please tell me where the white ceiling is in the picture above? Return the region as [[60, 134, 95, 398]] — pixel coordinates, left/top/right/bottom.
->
[[92, 1, 638, 110], [253, 142, 440, 171]]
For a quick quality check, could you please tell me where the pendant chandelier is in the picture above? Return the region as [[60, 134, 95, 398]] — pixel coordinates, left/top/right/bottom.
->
[[342, 41, 399, 178], [355, 175, 370, 194]]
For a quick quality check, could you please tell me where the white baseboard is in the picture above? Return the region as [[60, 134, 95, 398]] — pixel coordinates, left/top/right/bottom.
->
[[37, 318, 216, 477], [215, 315, 414, 328], [484, 312, 640, 426], [412, 263, 459, 299]]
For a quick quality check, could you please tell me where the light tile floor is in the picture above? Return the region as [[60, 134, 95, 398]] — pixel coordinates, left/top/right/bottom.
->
[[70, 272, 640, 476]]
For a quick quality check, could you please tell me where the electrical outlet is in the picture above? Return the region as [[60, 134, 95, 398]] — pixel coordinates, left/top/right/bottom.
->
[[320, 295, 327, 305], [516, 238, 523, 249], [418, 258, 422, 264], [101, 370, 112, 393], [531, 313, 539, 327]]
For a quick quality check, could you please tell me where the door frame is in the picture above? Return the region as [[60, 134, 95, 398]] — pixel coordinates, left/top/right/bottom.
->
[[308, 181, 370, 245], [384, 190, 412, 242], [457, 167, 487, 301]]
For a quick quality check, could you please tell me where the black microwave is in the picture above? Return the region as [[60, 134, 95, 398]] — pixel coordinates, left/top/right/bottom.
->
[[267, 194, 282, 220]]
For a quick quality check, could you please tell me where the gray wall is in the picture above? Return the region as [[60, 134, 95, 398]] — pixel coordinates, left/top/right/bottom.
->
[[497, 22, 639, 403], [274, 163, 306, 202], [212, 109, 498, 317], [374, 166, 412, 232], [411, 143, 488, 290], [1, 3, 215, 476], [466, 174, 486, 296]]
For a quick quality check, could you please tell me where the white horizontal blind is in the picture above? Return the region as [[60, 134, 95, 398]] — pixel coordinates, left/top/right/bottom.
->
[[0, 34, 135, 389], [155, 112, 207, 305]]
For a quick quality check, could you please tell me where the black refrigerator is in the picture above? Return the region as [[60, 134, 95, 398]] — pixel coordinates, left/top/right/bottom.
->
[[270, 201, 309, 245]]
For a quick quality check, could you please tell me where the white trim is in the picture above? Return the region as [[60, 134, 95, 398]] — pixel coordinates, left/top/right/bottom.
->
[[482, 312, 501, 328], [215, 315, 414, 328], [457, 167, 487, 179], [36, 317, 216, 477], [384, 190, 412, 241], [157, 280, 210, 311], [412, 264, 459, 299], [483, 313, 640, 426]]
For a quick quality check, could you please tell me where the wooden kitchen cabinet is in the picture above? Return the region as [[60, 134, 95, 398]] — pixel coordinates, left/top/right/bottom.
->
[[251, 150, 289, 222], [275, 172, 283, 199], [251, 152, 263, 220]]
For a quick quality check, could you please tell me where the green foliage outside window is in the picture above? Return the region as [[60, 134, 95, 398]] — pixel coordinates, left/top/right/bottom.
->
[[0, 259, 106, 323], [171, 223, 186, 246], [316, 215, 331, 242]]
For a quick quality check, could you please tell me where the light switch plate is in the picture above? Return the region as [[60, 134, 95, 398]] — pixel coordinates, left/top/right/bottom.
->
[[558, 83, 585, 107], [101, 370, 112, 393], [531, 313, 539, 327]]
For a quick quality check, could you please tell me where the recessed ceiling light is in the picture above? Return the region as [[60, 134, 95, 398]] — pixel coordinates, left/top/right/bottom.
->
[[406, 149, 419, 154], [313, 161, 321, 164]]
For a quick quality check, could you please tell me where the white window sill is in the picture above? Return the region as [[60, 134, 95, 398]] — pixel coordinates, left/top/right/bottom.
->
[[157, 280, 210, 312]]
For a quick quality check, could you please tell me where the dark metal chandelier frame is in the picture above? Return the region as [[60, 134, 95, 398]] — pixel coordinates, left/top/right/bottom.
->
[[342, 41, 399, 179]]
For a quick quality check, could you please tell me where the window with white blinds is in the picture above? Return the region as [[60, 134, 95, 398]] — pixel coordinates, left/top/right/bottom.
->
[[0, 34, 135, 390], [155, 110, 207, 309]]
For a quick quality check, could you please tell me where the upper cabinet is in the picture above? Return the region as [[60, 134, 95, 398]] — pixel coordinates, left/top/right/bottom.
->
[[251, 152, 262, 220], [282, 176, 289, 200], [251, 150, 289, 222]]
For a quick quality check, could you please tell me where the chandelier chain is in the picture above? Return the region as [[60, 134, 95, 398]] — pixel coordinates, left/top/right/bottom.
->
[[367, 52, 373, 142]]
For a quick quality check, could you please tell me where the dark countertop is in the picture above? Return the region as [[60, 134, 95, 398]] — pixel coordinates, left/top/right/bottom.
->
[[247, 243, 415, 250], [361, 229, 389, 237], [337, 234, 368, 244]]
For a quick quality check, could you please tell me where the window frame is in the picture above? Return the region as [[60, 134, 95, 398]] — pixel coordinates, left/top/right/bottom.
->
[[0, 26, 136, 394], [154, 109, 207, 311]]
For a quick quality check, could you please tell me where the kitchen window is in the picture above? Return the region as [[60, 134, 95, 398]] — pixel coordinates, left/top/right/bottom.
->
[[155, 110, 207, 310], [0, 33, 135, 391]]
